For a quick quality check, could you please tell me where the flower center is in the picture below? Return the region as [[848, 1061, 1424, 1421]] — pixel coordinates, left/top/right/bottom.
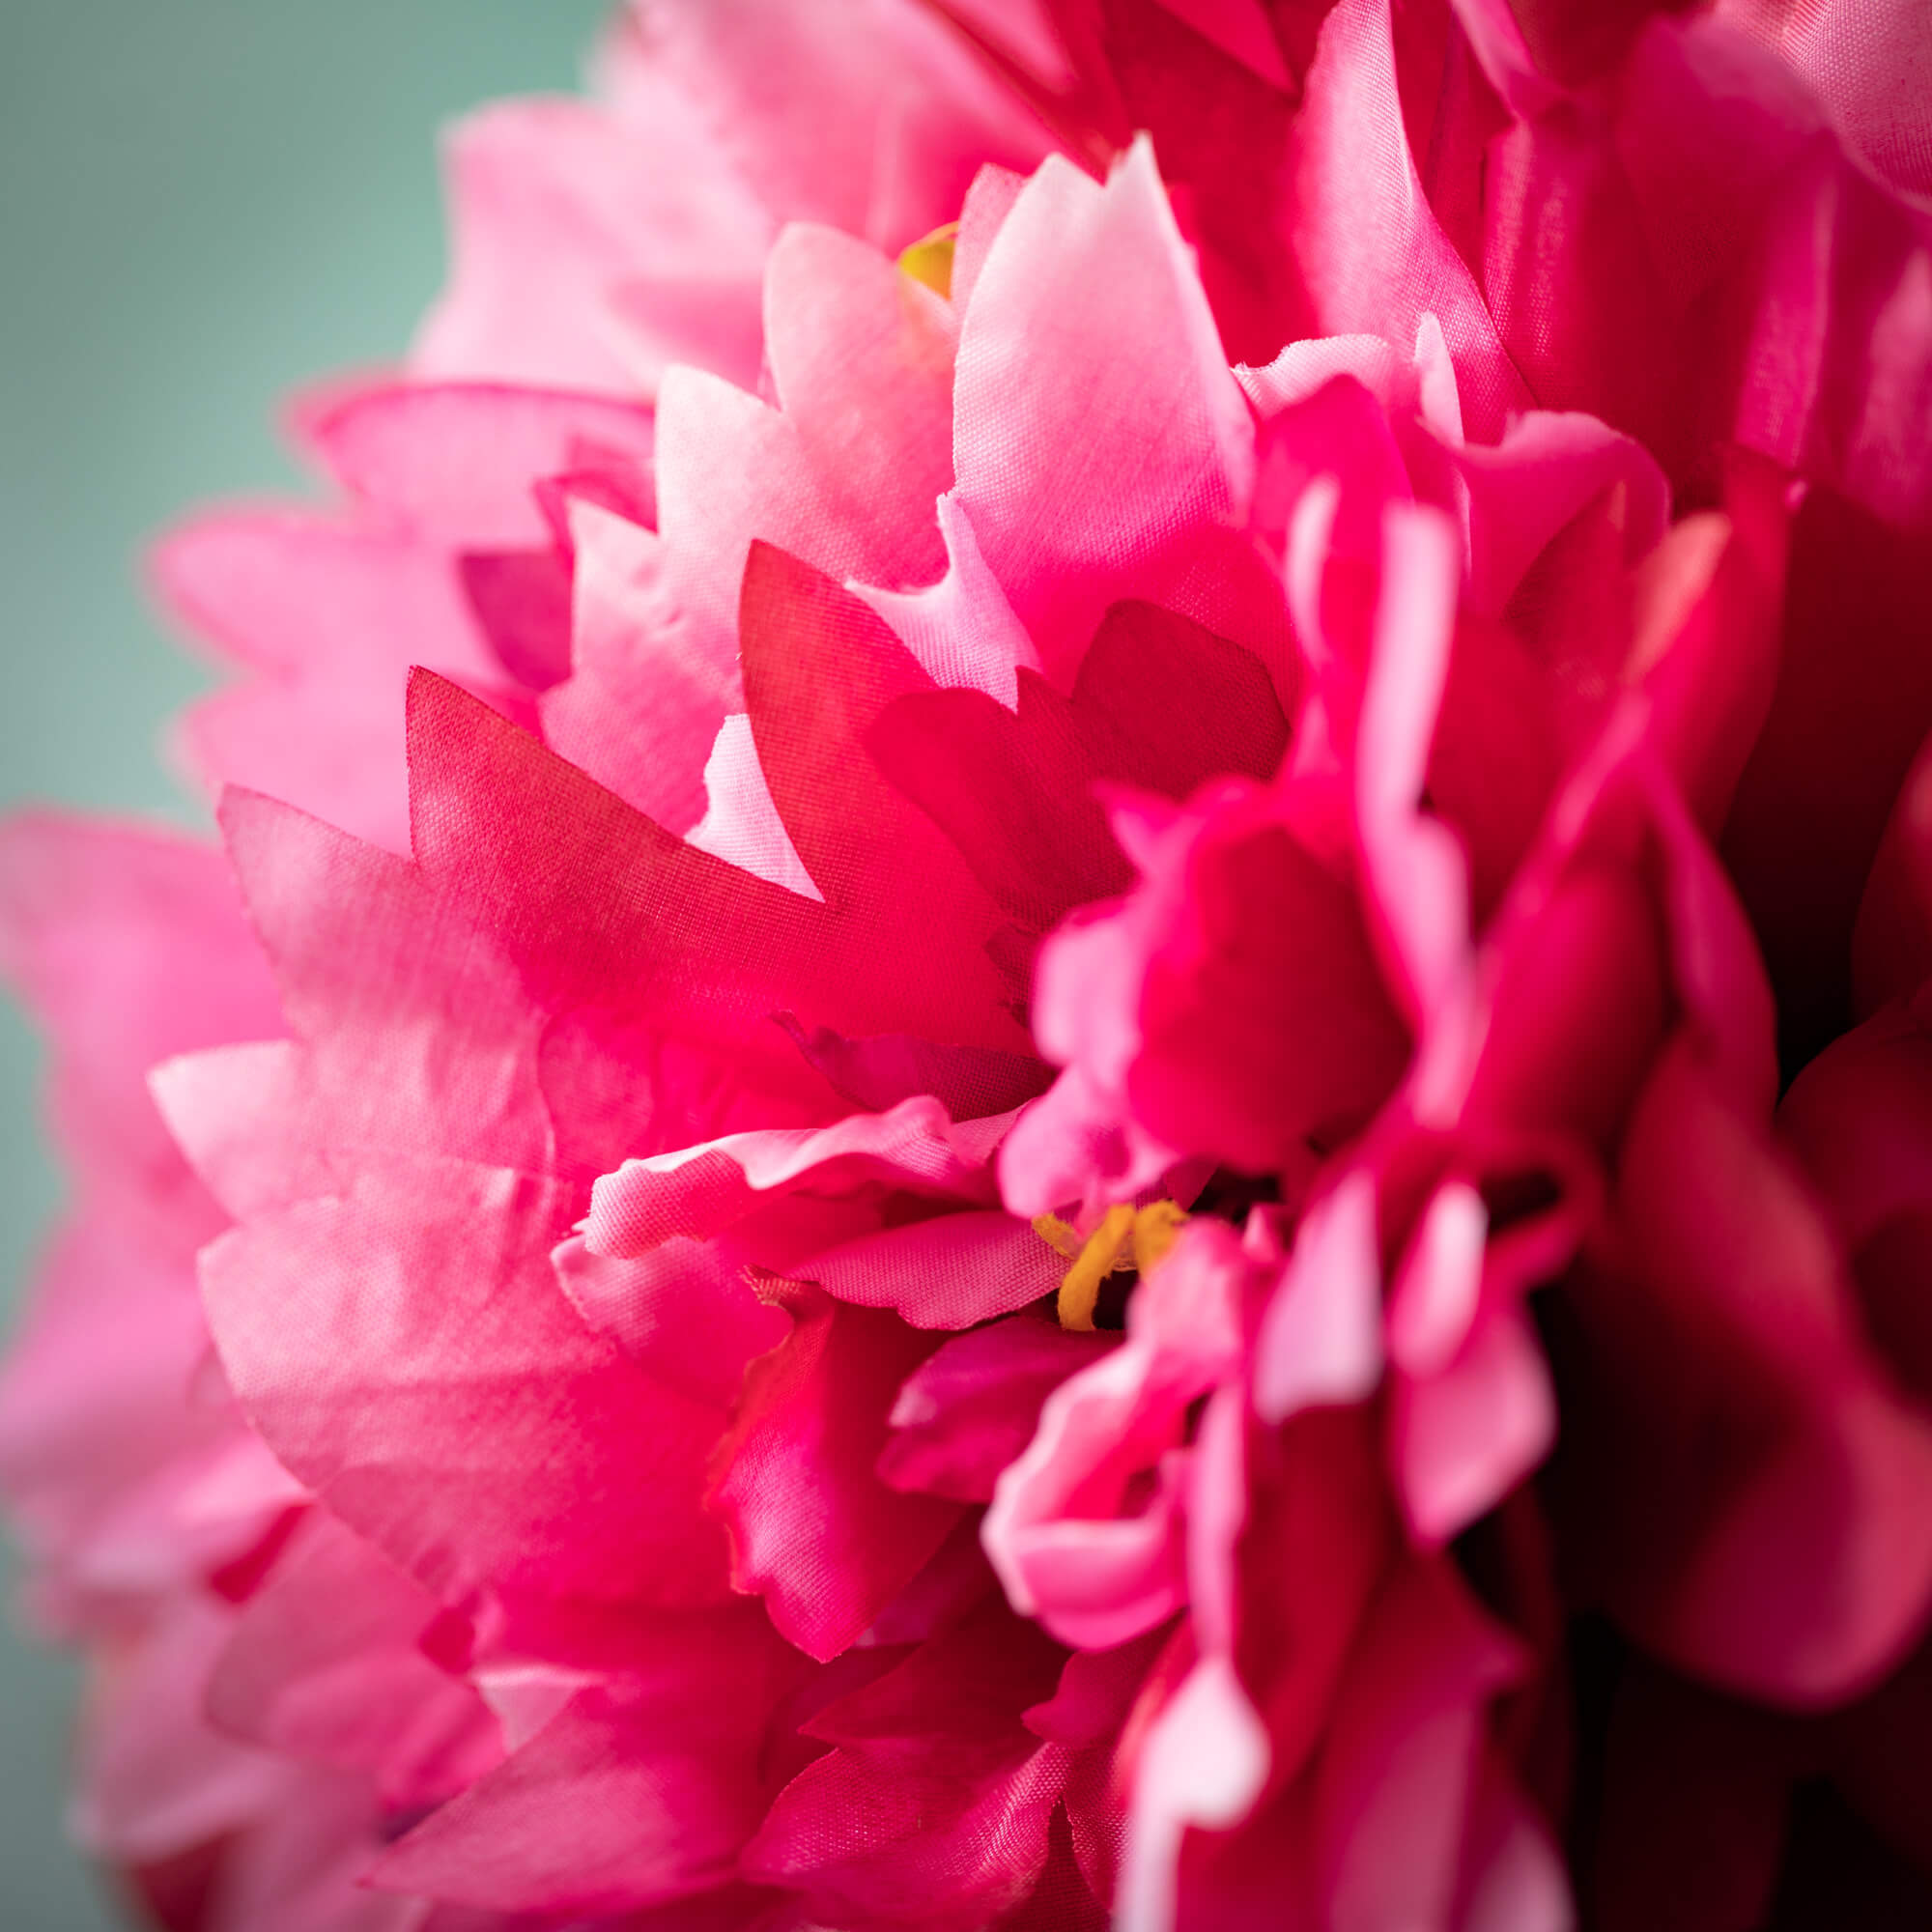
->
[[1034, 1201, 1189, 1330]]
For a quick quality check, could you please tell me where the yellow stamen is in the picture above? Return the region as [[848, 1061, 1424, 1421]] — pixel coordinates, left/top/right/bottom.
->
[[898, 222, 959, 299], [1040, 1200, 1191, 1331], [1031, 1213, 1083, 1261], [1132, 1199, 1189, 1274], [1056, 1204, 1135, 1332]]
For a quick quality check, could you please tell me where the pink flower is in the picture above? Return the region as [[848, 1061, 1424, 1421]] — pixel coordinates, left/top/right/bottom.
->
[[5, 2, 1932, 1927]]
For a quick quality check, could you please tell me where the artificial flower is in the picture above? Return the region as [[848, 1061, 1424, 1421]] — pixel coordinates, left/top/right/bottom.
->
[[5, 2, 1932, 1928]]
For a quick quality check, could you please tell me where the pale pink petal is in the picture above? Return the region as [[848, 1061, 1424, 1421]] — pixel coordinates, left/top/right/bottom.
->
[[584, 1097, 1010, 1258], [73, 1596, 290, 1864], [552, 1234, 791, 1412], [199, 1157, 737, 1634], [303, 381, 655, 547], [984, 1221, 1246, 1648], [1356, 502, 1472, 1028], [1117, 1656, 1270, 1932], [953, 136, 1264, 682], [606, 0, 1054, 250], [156, 512, 509, 853], [685, 714, 822, 900], [1288, 0, 1533, 441], [853, 491, 1041, 705], [1253, 1170, 1386, 1424], [1395, 1302, 1557, 1546], [206, 1512, 501, 1809], [412, 94, 772, 395], [1386, 1179, 1489, 1380], [807, 1210, 1064, 1329], [546, 225, 960, 829]]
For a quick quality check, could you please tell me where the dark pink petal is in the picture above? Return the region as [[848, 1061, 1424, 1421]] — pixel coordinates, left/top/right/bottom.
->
[[870, 599, 1292, 934], [1129, 789, 1412, 1173], [1852, 731, 1932, 1016], [777, 1014, 1050, 1120], [744, 1599, 1079, 1931], [882, 1315, 1118, 1501], [710, 1280, 964, 1660], [404, 670, 1011, 1076], [1726, 486, 1932, 1063], [1590, 1660, 1789, 1932], [1565, 1038, 1932, 1705]]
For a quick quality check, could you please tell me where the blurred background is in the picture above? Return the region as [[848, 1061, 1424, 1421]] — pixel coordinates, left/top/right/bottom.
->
[[0, 5, 610, 1923]]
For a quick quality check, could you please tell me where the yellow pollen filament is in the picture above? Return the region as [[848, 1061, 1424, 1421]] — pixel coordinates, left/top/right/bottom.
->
[[1132, 1199, 1189, 1274], [1036, 1201, 1189, 1331], [897, 221, 959, 299], [1031, 1213, 1083, 1261]]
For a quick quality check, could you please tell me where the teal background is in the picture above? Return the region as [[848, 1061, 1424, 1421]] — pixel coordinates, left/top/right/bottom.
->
[[0, 5, 610, 1924]]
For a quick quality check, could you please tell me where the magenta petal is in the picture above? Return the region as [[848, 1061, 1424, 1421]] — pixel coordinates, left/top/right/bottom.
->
[[584, 1098, 1009, 1258], [984, 1222, 1246, 1649], [882, 1317, 1120, 1502], [553, 1234, 791, 1411], [1572, 1038, 1932, 1704], [200, 1158, 736, 1632], [1289, 0, 1531, 441], [710, 1280, 964, 1661], [373, 1605, 806, 1916], [744, 1599, 1079, 1931]]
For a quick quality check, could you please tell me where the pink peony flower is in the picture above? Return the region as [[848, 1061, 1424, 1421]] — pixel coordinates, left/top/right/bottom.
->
[[5, 1, 1932, 1927]]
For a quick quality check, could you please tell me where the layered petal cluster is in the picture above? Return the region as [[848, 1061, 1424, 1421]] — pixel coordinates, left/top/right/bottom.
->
[[6, 3, 1932, 1930]]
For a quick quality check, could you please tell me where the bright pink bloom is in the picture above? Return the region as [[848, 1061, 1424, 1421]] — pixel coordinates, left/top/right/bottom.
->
[[7, 2, 1932, 1927]]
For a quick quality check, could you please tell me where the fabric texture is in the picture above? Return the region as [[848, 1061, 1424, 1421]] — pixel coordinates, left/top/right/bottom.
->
[[4, 2, 1932, 1928]]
